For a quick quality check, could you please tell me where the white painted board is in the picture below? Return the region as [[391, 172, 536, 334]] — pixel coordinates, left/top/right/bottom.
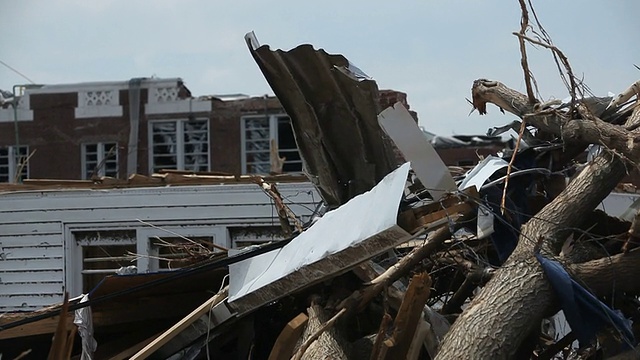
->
[[378, 103, 456, 200], [228, 162, 411, 302]]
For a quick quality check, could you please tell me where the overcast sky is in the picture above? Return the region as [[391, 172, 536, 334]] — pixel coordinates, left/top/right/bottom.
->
[[1, 1, 638, 135]]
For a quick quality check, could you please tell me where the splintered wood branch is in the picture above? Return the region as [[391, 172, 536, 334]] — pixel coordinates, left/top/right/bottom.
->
[[136, 219, 227, 252], [501, 119, 526, 215], [368, 207, 474, 289], [512, 31, 580, 104], [369, 313, 392, 360], [13, 149, 36, 183], [608, 80, 640, 110], [472, 80, 640, 163], [253, 178, 304, 236], [442, 268, 491, 315], [438, 81, 640, 359], [516, 0, 536, 104], [269, 138, 286, 174], [47, 292, 70, 360]]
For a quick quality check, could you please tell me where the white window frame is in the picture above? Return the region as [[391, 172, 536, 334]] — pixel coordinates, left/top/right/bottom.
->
[[148, 118, 210, 173], [0, 145, 29, 183], [81, 142, 118, 179], [64, 223, 229, 296], [65, 226, 138, 296], [240, 114, 302, 174], [138, 226, 229, 272]]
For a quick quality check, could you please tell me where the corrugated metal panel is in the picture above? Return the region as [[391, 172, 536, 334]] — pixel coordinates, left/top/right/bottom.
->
[[246, 34, 399, 207]]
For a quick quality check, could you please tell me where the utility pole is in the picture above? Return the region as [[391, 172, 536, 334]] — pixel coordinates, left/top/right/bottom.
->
[[11, 84, 42, 183]]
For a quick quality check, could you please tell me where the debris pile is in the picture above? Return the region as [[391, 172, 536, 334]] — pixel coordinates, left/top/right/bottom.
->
[[2, 4, 640, 359]]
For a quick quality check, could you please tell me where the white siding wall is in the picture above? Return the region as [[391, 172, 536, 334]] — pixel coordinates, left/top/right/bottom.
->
[[0, 222, 63, 311], [0, 183, 319, 312]]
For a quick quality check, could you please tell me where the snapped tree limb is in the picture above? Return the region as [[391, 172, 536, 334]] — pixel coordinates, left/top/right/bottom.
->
[[437, 82, 640, 359], [472, 79, 640, 162]]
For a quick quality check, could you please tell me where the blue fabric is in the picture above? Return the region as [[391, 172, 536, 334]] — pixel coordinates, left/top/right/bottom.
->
[[535, 253, 635, 347], [484, 150, 537, 264], [484, 185, 528, 264]]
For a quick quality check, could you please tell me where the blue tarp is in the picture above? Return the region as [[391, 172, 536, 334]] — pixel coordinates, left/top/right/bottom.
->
[[535, 253, 635, 347]]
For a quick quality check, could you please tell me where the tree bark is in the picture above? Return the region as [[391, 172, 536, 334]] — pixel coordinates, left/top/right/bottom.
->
[[436, 81, 640, 359], [571, 248, 640, 296], [296, 304, 349, 360]]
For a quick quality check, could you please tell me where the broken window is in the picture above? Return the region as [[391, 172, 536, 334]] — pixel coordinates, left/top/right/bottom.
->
[[74, 230, 137, 293], [241, 115, 302, 174], [0, 145, 29, 183], [149, 236, 216, 270], [82, 142, 118, 179], [150, 119, 209, 173]]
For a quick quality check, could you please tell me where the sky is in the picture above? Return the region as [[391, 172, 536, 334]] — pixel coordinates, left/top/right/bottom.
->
[[1, 1, 638, 135]]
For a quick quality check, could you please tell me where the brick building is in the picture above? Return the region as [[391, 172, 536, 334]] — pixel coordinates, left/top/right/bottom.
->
[[0, 77, 488, 182], [0, 78, 305, 181]]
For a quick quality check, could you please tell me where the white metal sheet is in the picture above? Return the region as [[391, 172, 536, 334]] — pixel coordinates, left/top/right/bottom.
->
[[378, 103, 456, 200], [228, 162, 411, 303], [458, 155, 508, 191]]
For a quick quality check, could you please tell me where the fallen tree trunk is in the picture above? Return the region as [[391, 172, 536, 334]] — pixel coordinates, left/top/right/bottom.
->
[[436, 80, 640, 359], [295, 304, 349, 360]]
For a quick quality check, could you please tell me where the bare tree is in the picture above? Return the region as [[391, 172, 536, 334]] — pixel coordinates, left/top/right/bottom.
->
[[436, 2, 640, 358]]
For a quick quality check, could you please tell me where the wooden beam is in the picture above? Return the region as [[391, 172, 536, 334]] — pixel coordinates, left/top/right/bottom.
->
[[414, 202, 472, 230], [382, 272, 432, 360], [0, 315, 74, 341], [129, 287, 228, 360], [267, 313, 308, 360], [47, 292, 69, 360]]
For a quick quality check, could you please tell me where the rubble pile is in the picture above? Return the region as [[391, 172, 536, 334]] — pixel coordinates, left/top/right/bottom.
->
[[2, 6, 640, 360]]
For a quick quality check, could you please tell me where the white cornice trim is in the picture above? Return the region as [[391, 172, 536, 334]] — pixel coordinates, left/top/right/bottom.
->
[[145, 98, 212, 115], [26, 78, 183, 95]]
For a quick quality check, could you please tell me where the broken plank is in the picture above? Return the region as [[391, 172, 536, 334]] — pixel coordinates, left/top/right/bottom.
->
[[129, 286, 229, 360], [414, 202, 473, 230], [47, 292, 69, 360], [0, 314, 74, 340], [267, 313, 308, 360], [382, 273, 432, 360]]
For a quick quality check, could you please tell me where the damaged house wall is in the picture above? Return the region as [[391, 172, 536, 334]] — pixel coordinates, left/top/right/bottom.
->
[[0, 181, 318, 312]]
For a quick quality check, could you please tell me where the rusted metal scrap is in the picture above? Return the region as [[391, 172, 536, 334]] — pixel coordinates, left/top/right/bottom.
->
[[245, 32, 399, 207]]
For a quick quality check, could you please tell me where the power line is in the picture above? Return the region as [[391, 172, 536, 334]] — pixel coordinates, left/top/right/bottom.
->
[[0, 59, 36, 85]]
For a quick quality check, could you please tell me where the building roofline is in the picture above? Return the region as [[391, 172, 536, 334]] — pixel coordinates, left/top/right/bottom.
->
[[24, 77, 184, 95]]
